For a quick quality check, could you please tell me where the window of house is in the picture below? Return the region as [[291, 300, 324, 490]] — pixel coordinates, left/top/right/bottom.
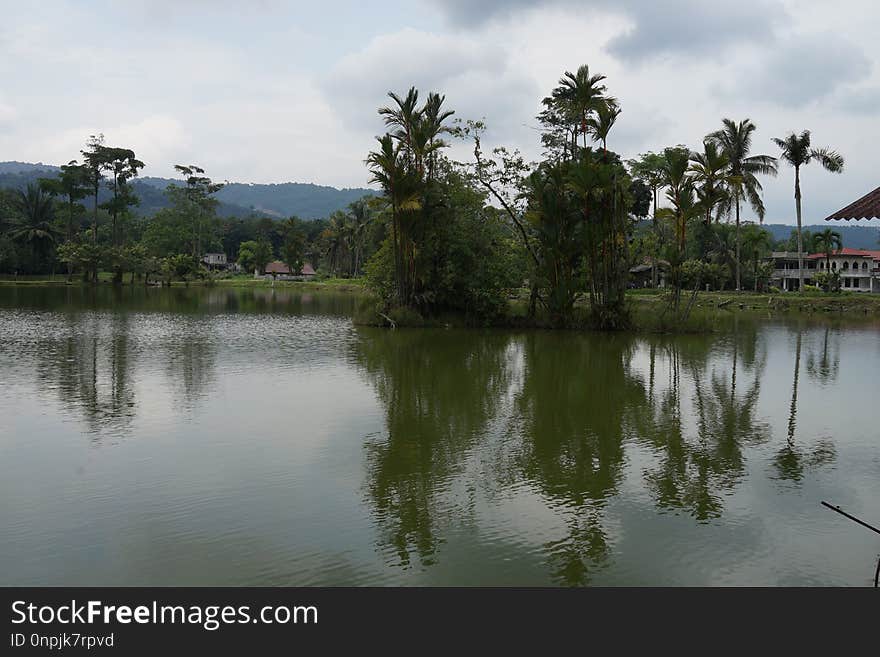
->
[[843, 262, 849, 270], [832, 262, 837, 270], [863, 262, 868, 270], [844, 278, 850, 287]]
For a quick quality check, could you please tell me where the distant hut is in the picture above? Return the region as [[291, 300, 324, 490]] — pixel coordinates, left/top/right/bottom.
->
[[260, 261, 317, 281]]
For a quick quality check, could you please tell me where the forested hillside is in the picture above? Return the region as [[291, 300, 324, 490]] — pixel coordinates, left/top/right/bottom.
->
[[1, 162, 374, 219]]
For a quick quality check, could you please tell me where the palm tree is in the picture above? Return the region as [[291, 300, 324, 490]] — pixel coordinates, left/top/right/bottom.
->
[[629, 152, 667, 286], [772, 131, 844, 292], [740, 225, 772, 291], [658, 147, 697, 261], [548, 65, 616, 152], [688, 140, 732, 227], [585, 102, 621, 152], [708, 118, 778, 291], [656, 147, 701, 309], [347, 199, 371, 276], [378, 87, 420, 153], [812, 227, 842, 273], [366, 134, 421, 304], [9, 184, 60, 268]]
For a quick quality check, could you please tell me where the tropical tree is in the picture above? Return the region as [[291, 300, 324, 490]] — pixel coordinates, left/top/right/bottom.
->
[[9, 184, 60, 269], [281, 216, 306, 277], [629, 151, 667, 286], [688, 141, 731, 227], [708, 118, 778, 291], [100, 147, 145, 249], [81, 134, 107, 251], [812, 227, 843, 292], [771, 131, 844, 292], [543, 64, 617, 154], [585, 102, 621, 152], [813, 227, 842, 270], [236, 239, 273, 275], [39, 161, 91, 243], [237, 240, 259, 274], [369, 87, 455, 307], [657, 147, 698, 271], [740, 224, 772, 291], [169, 164, 224, 259], [347, 199, 372, 276]]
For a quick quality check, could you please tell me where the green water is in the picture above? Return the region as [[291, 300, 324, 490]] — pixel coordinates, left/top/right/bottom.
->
[[0, 286, 878, 586]]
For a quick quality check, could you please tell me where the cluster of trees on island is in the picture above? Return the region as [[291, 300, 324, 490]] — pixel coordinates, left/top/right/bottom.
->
[[0, 62, 846, 327], [362, 64, 844, 327]]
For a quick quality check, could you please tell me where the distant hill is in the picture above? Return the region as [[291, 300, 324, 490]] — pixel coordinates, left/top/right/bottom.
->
[[136, 177, 374, 219], [763, 223, 880, 250], [0, 162, 375, 220]]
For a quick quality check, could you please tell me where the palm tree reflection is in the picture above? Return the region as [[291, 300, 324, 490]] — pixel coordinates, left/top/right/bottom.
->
[[353, 328, 514, 568], [774, 330, 836, 483]]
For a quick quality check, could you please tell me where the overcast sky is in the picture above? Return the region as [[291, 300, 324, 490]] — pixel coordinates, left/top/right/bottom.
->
[[1, 0, 877, 224]]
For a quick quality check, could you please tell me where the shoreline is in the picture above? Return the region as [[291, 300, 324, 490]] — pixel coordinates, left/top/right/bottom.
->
[[2, 280, 878, 332]]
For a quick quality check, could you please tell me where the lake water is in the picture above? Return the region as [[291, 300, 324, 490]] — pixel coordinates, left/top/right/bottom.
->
[[1, 286, 878, 586]]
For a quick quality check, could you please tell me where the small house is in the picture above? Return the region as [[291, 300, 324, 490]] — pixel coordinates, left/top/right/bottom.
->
[[259, 261, 318, 281]]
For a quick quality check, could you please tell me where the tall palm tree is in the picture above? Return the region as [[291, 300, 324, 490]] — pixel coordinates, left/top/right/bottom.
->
[[549, 65, 616, 152], [366, 134, 421, 304], [656, 147, 701, 308], [10, 184, 60, 267], [688, 140, 732, 227], [347, 199, 372, 276], [772, 131, 844, 292], [658, 147, 697, 261], [708, 118, 778, 291]]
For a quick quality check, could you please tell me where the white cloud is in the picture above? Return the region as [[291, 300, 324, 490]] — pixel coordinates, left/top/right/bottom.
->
[[0, 0, 877, 222], [734, 35, 872, 107]]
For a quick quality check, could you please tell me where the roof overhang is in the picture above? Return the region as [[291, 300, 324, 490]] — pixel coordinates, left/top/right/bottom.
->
[[825, 185, 880, 221]]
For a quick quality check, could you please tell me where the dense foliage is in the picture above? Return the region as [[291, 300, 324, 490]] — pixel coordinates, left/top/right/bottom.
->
[[0, 63, 851, 324]]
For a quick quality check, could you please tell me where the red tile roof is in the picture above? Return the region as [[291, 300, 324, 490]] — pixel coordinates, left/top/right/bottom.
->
[[825, 186, 880, 220], [807, 248, 880, 260]]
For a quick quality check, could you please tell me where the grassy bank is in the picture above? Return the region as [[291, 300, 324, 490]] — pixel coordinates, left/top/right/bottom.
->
[[354, 287, 880, 333], [0, 273, 369, 294], [627, 288, 880, 314]]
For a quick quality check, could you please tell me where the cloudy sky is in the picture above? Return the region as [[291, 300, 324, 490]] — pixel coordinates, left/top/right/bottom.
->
[[1, 0, 877, 224]]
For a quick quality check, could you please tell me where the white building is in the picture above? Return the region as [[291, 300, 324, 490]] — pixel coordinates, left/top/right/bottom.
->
[[768, 252, 818, 291], [202, 253, 228, 269], [769, 249, 880, 292], [810, 248, 880, 293]]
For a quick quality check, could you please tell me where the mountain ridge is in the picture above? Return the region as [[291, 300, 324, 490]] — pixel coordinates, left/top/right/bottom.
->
[[0, 161, 375, 220]]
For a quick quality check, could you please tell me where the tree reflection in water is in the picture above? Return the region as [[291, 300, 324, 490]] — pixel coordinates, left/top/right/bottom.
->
[[37, 312, 136, 440], [773, 328, 836, 484], [354, 320, 841, 584], [637, 326, 771, 521], [353, 328, 515, 568], [511, 333, 643, 585]]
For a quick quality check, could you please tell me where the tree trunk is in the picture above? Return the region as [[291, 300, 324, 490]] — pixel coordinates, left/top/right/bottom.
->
[[92, 189, 99, 284], [795, 166, 804, 293], [735, 195, 741, 291], [651, 185, 658, 288]]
